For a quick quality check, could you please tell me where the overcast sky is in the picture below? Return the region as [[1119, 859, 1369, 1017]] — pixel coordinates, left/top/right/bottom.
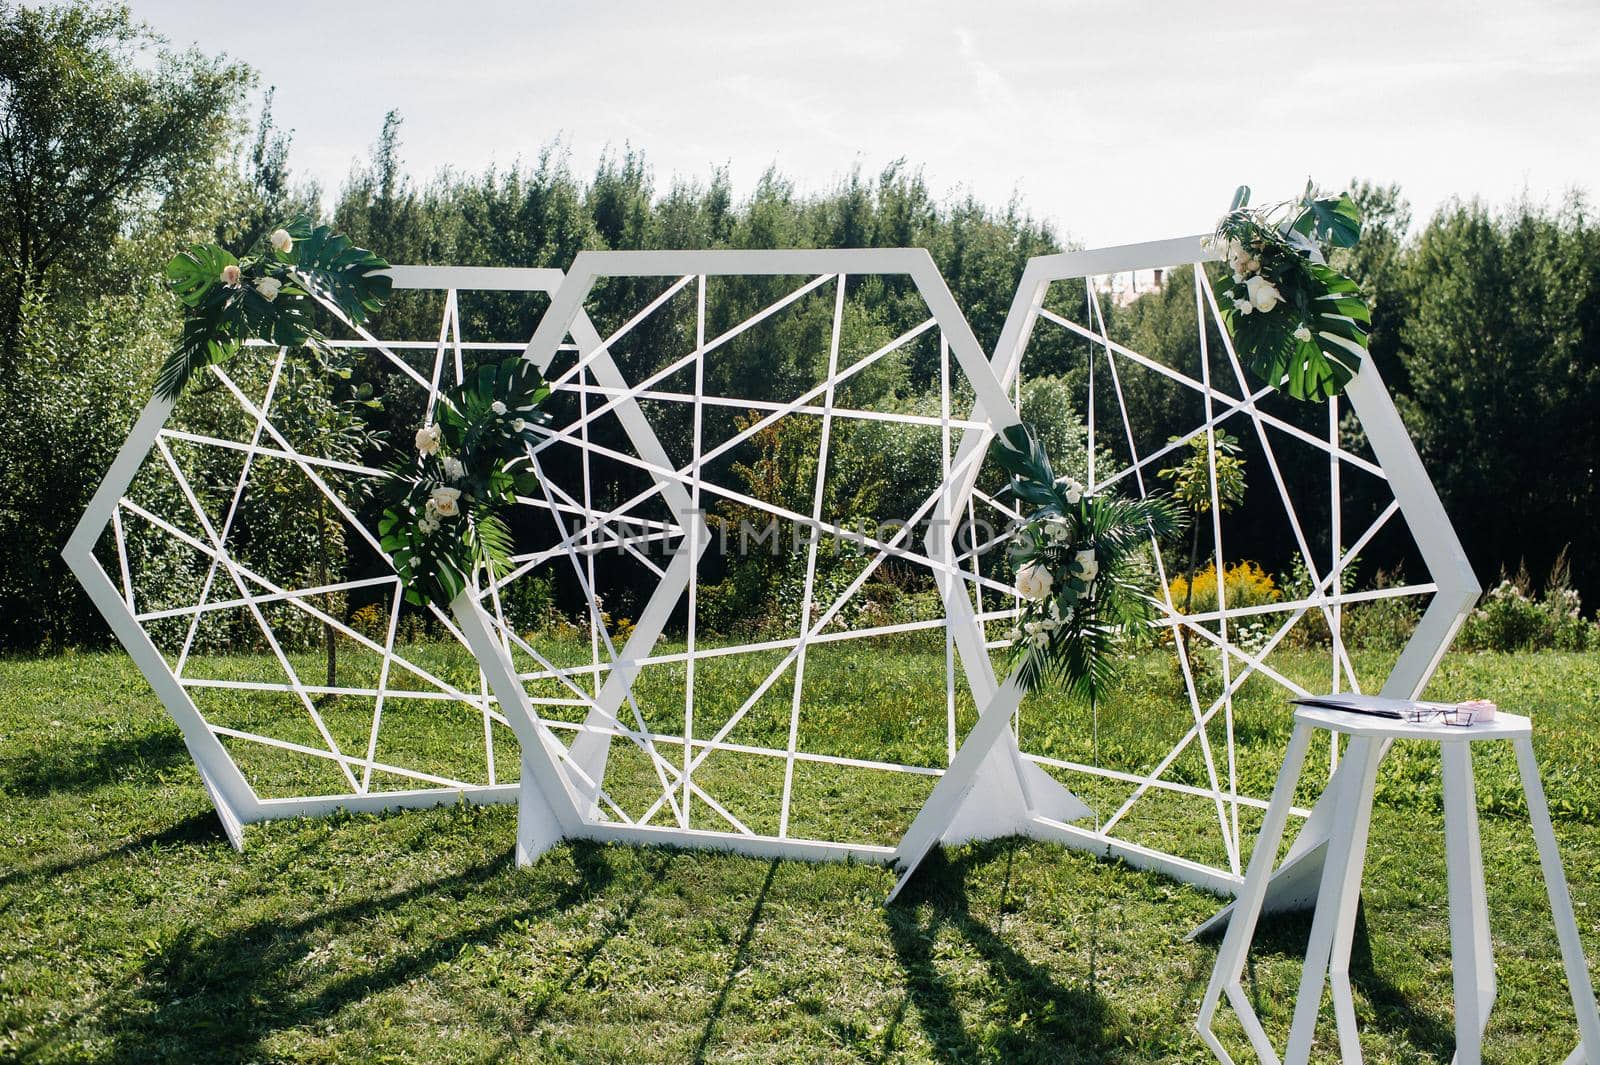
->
[[126, 0, 1600, 249]]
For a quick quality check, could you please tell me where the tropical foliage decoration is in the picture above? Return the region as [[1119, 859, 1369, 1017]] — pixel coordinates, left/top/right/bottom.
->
[[378, 359, 553, 608], [157, 217, 391, 399], [992, 422, 1185, 698], [1209, 183, 1370, 402]]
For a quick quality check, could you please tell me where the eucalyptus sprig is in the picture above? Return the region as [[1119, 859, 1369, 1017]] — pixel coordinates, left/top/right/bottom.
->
[[157, 216, 391, 399], [378, 358, 553, 608], [1208, 182, 1370, 402], [991, 422, 1185, 698]]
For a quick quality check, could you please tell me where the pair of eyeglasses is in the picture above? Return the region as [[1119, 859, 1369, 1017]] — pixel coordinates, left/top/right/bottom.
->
[[1400, 705, 1482, 727]]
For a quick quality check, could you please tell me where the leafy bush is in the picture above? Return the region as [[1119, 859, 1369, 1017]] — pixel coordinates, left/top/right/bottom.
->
[[1339, 585, 1422, 650], [1167, 560, 1281, 616], [1457, 560, 1598, 652]]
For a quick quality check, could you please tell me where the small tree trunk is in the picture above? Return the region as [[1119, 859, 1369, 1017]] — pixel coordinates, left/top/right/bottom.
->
[[318, 495, 336, 691]]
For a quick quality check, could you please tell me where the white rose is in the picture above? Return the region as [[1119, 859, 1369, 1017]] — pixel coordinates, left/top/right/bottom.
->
[[220, 264, 241, 286], [442, 456, 465, 481], [269, 228, 293, 254], [1057, 476, 1083, 504], [1233, 297, 1254, 316], [1245, 274, 1283, 313], [1015, 562, 1053, 602], [415, 424, 441, 455], [254, 276, 281, 302], [1293, 323, 1312, 343], [1226, 240, 1248, 273], [1075, 549, 1099, 582], [1030, 629, 1051, 649], [430, 485, 462, 518], [491, 400, 507, 415], [1044, 519, 1069, 544], [511, 417, 526, 432]]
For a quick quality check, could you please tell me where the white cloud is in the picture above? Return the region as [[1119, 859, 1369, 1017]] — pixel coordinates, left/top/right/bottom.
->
[[127, 0, 1600, 248]]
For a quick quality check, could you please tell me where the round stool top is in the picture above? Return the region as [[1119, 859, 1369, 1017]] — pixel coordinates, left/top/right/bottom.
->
[[1293, 703, 1532, 741]]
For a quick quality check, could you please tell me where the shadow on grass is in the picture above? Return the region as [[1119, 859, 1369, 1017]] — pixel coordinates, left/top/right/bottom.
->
[[886, 841, 1128, 1063], [0, 726, 187, 799], [0, 809, 226, 891], [692, 859, 779, 1063], [1229, 903, 1455, 1058], [47, 839, 654, 1065]]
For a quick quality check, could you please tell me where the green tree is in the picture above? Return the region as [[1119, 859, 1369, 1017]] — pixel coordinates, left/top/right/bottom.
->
[[1400, 195, 1600, 598], [0, 0, 248, 367], [1159, 431, 1248, 614]]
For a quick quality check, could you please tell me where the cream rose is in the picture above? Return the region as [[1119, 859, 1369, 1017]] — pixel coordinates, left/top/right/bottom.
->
[[430, 486, 462, 518], [254, 276, 281, 302], [1075, 548, 1099, 582], [1245, 274, 1283, 313], [220, 264, 241, 286], [415, 424, 441, 455], [269, 228, 293, 254], [1015, 561, 1053, 602]]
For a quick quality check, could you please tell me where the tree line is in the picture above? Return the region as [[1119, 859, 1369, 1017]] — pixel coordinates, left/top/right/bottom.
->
[[2, 1, 1596, 650]]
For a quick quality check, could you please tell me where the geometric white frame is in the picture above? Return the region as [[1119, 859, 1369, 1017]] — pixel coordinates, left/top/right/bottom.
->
[[889, 235, 1481, 909], [67, 235, 1478, 915], [457, 246, 1084, 867], [60, 265, 627, 847], [1198, 707, 1600, 1065]]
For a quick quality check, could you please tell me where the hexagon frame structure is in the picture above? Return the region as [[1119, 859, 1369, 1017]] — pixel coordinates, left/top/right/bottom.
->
[[887, 235, 1481, 913], [455, 246, 1097, 868], [61, 264, 696, 848]]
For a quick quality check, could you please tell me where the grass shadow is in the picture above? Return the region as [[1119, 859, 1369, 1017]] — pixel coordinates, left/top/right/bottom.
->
[[886, 841, 1129, 1063], [693, 858, 779, 1063], [1227, 903, 1455, 1058], [1, 726, 187, 799], [47, 839, 646, 1064], [0, 809, 226, 891]]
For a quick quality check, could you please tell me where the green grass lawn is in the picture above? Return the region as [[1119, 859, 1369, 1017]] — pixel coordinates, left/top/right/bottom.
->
[[3, 643, 1599, 1062]]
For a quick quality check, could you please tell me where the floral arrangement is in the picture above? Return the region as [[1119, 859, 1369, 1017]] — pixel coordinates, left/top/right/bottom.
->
[[378, 359, 553, 608], [157, 217, 391, 399], [992, 422, 1185, 697], [1208, 183, 1370, 402]]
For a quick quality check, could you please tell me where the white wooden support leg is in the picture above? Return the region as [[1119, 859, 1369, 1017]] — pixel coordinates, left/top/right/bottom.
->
[[1283, 739, 1383, 1065], [516, 748, 566, 866], [1440, 740, 1495, 1065], [1325, 741, 1387, 1064], [1198, 719, 1315, 1065], [1513, 737, 1600, 1064]]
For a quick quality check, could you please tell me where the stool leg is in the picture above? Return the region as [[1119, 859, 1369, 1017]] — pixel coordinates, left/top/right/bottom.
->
[[1441, 740, 1495, 1065], [1513, 736, 1600, 1063], [1198, 720, 1315, 1064], [1284, 738, 1383, 1065], [1327, 743, 1387, 1064]]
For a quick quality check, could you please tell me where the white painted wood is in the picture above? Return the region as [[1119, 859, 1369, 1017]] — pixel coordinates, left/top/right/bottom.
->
[[1200, 709, 1600, 1064]]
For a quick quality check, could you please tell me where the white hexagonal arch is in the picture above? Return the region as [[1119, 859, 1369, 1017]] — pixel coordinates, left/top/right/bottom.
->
[[888, 235, 1480, 912], [456, 247, 1090, 867], [62, 265, 697, 848]]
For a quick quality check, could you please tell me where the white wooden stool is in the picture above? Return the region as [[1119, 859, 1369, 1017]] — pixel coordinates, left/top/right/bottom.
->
[[1196, 706, 1600, 1064]]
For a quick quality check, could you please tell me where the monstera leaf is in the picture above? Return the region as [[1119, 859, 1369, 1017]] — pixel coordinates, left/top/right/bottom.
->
[[155, 219, 390, 400], [1211, 183, 1371, 402], [287, 217, 392, 325], [1215, 262, 1370, 402]]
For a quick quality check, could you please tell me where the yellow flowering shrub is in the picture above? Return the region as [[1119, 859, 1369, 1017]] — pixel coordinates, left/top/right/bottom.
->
[[1168, 561, 1280, 615]]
